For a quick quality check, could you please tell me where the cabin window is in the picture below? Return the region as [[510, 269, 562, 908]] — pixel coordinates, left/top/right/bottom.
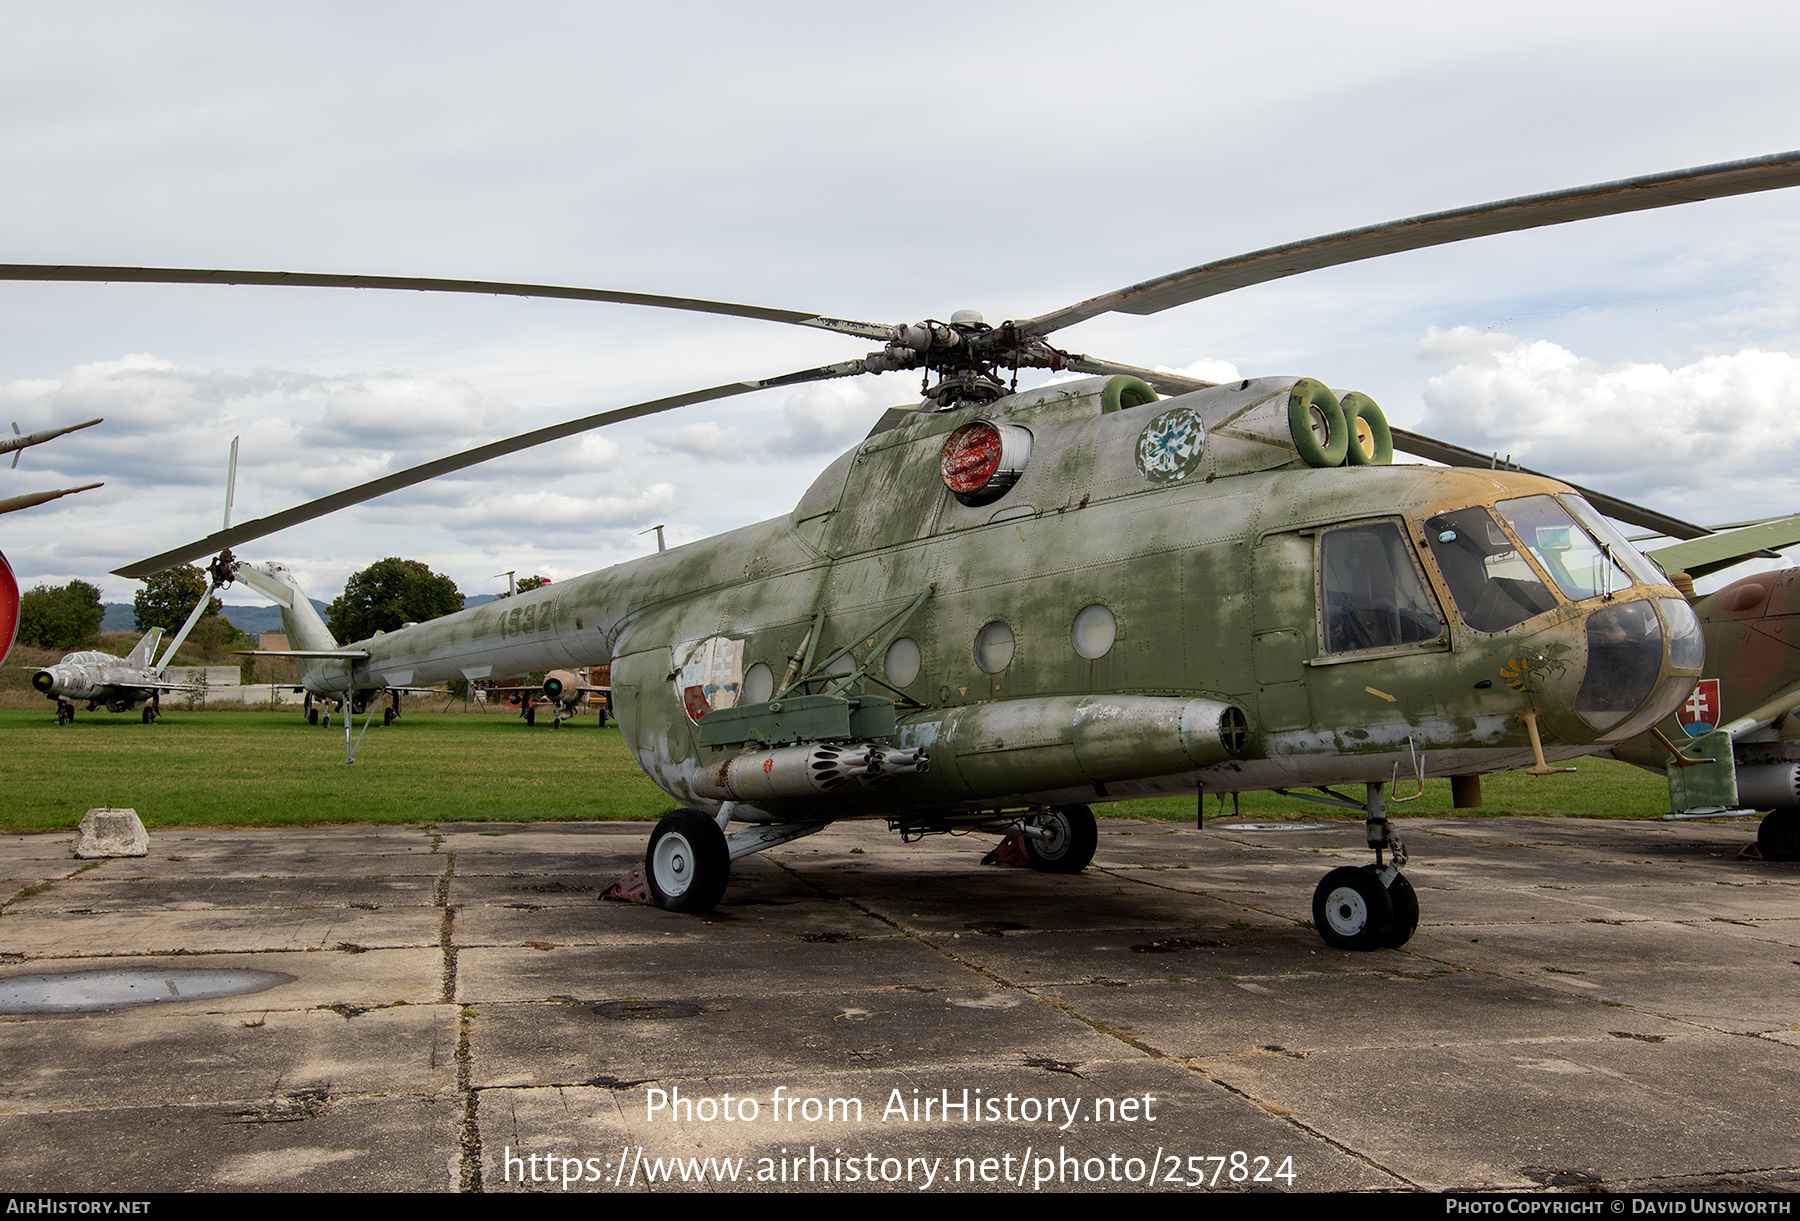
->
[[1319, 522, 1444, 654], [1071, 604, 1117, 660], [1496, 495, 1635, 601], [1424, 506, 1559, 633], [974, 620, 1015, 673], [884, 638, 921, 687]]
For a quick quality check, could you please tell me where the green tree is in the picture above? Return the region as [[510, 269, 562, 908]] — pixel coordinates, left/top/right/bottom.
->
[[516, 575, 550, 593], [328, 558, 464, 643], [16, 580, 104, 649], [134, 566, 221, 633]]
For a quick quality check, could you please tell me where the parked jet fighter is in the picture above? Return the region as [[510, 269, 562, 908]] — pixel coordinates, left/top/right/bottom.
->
[[29, 627, 195, 723], [21, 149, 1800, 949], [486, 669, 611, 727]]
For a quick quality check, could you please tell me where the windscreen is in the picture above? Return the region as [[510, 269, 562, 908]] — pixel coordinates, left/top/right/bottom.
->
[[1424, 506, 1558, 633], [1496, 495, 1635, 601]]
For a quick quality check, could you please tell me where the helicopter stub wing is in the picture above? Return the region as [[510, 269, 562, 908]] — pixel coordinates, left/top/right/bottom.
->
[[1019, 150, 1800, 336]]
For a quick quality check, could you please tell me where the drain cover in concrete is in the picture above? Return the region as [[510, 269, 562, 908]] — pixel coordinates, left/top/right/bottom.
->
[[0, 967, 295, 1014]]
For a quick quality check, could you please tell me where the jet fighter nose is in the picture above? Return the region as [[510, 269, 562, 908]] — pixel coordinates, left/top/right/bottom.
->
[[31, 669, 56, 693]]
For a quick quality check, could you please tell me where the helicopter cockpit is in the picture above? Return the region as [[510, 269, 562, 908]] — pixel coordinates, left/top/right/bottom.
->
[[1317, 484, 1702, 746]]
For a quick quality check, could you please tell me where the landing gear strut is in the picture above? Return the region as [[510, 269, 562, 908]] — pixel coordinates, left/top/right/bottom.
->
[[1280, 781, 1418, 950]]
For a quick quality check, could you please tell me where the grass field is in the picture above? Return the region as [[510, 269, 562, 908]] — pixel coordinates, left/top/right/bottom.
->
[[0, 705, 1681, 831]]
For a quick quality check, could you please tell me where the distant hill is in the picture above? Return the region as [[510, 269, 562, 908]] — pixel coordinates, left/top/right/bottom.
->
[[101, 600, 330, 636], [102, 592, 501, 637]]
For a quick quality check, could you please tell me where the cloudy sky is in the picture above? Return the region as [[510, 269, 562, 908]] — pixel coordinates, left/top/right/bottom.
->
[[4, 2, 1799, 608]]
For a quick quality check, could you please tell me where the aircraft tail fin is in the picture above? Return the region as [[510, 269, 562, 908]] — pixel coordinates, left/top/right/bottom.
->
[[124, 626, 164, 668], [247, 563, 338, 652]]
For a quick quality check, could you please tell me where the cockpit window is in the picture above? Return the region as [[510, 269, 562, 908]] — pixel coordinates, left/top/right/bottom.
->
[[1496, 495, 1634, 601], [1424, 506, 1559, 633], [1320, 521, 1444, 654], [1557, 495, 1668, 588]]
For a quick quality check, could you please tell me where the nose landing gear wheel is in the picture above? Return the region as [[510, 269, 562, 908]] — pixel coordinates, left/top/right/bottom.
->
[[1312, 866, 1394, 951], [1370, 867, 1419, 948], [1024, 804, 1098, 874], [645, 809, 730, 913], [1759, 810, 1800, 861]]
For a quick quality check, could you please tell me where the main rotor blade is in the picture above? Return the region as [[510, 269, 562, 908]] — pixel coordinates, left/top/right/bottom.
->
[[113, 360, 871, 578], [0, 265, 900, 343], [1389, 427, 1710, 540], [1062, 356, 1215, 397], [1022, 150, 1800, 336], [0, 482, 103, 516]]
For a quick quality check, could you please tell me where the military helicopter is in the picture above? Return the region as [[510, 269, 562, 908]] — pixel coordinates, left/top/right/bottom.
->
[[9, 150, 1800, 950]]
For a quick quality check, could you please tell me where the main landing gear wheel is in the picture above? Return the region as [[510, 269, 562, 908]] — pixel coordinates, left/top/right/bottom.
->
[[525, 706, 536, 726], [141, 705, 156, 724], [383, 707, 396, 726], [1025, 803, 1098, 874], [1759, 810, 1800, 861], [1313, 866, 1395, 951], [645, 809, 730, 913]]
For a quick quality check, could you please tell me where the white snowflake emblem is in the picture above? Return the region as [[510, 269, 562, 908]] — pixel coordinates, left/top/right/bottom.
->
[[1135, 407, 1207, 483]]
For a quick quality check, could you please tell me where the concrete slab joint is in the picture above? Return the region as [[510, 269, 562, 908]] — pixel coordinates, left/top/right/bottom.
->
[[73, 807, 149, 858]]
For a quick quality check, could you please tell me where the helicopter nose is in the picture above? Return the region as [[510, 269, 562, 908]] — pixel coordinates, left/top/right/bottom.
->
[[1573, 596, 1700, 744]]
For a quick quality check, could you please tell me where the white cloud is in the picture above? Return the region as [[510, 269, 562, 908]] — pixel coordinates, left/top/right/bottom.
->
[[1414, 326, 1800, 519], [647, 379, 887, 461], [1162, 358, 1243, 384]]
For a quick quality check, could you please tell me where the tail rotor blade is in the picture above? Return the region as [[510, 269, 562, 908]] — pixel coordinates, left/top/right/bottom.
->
[[223, 436, 239, 532]]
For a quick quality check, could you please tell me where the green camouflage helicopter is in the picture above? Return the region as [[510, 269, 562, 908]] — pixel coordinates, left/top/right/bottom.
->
[[10, 150, 1800, 949]]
